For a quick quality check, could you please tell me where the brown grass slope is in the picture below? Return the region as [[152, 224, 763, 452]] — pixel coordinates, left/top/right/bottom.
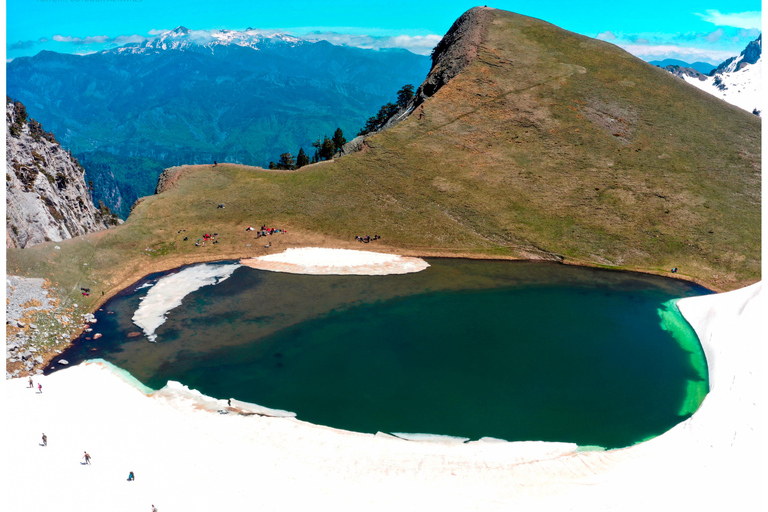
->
[[6, 7, 761, 332]]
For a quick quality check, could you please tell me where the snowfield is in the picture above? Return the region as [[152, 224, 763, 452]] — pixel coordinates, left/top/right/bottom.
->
[[682, 56, 763, 114], [4, 279, 762, 511]]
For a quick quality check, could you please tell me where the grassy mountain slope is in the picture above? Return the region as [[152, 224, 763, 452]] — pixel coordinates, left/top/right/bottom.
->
[[7, 7, 760, 330]]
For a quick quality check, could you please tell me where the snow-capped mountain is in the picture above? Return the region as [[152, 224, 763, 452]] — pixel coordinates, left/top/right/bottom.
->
[[112, 26, 303, 54], [7, 28, 431, 217], [665, 35, 762, 115]]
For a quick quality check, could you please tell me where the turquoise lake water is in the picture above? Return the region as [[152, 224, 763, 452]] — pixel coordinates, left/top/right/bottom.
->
[[53, 259, 710, 448]]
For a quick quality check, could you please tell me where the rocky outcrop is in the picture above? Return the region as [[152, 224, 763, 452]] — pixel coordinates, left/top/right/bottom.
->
[[663, 65, 707, 81], [340, 7, 495, 157], [416, 6, 494, 101], [711, 34, 761, 75], [6, 98, 117, 249], [154, 166, 187, 194]]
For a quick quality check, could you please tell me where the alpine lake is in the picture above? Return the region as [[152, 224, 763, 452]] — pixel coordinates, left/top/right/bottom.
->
[[51, 258, 711, 449]]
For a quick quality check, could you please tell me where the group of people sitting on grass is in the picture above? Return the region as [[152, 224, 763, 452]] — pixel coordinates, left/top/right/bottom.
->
[[355, 234, 380, 243], [194, 233, 219, 247], [251, 225, 286, 238]]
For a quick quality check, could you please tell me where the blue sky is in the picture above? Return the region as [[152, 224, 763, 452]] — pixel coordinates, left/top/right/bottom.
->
[[4, 1, 763, 63]]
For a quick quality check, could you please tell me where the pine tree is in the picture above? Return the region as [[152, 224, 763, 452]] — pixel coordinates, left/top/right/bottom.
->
[[332, 128, 346, 153], [296, 147, 310, 168], [278, 152, 295, 170], [319, 136, 335, 160], [396, 84, 414, 108]]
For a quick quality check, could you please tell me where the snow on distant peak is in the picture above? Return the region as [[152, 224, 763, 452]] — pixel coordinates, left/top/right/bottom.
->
[[665, 34, 762, 116], [107, 27, 303, 55]]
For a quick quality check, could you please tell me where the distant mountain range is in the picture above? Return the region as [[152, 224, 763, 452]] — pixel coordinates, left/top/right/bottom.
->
[[649, 59, 715, 74], [6, 28, 430, 217], [660, 35, 762, 115]]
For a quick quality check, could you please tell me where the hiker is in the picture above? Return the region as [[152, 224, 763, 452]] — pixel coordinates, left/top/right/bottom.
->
[[28, 377, 33, 388], [42, 433, 47, 446], [128, 471, 135, 481], [151, 505, 157, 512], [671, 267, 678, 273], [213, 160, 217, 167], [83, 451, 92, 465], [38, 383, 42, 393]]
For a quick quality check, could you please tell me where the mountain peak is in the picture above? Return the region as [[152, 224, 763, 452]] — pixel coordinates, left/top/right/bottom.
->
[[169, 26, 191, 36], [110, 26, 303, 55], [417, 6, 494, 100]]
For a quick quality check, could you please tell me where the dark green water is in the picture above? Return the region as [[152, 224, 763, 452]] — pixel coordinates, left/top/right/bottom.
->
[[53, 259, 710, 448]]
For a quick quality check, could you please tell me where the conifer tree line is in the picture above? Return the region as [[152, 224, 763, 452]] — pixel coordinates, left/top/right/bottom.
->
[[357, 84, 414, 136], [268, 127, 346, 170], [267, 83, 414, 170]]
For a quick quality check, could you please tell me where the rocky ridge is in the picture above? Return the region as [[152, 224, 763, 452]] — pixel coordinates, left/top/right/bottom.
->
[[416, 6, 493, 102], [6, 98, 118, 249], [341, 6, 494, 154]]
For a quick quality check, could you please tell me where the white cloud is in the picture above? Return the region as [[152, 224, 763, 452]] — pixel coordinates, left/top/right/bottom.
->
[[303, 32, 441, 55], [382, 34, 442, 54], [53, 35, 79, 42], [596, 31, 616, 41], [43, 28, 441, 56], [113, 35, 147, 45], [704, 28, 725, 43], [619, 43, 736, 64], [83, 35, 109, 44], [186, 30, 216, 45], [696, 10, 762, 29]]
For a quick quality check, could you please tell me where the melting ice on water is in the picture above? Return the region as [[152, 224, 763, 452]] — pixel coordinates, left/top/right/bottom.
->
[[132, 262, 241, 342]]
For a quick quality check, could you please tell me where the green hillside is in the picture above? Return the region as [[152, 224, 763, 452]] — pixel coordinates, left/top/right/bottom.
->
[[7, 7, 760, 332]]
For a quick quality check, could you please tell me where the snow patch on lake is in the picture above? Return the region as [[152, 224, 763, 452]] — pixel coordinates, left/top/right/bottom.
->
[[132, 262, 241, 341], [241, 247, 429, 275]]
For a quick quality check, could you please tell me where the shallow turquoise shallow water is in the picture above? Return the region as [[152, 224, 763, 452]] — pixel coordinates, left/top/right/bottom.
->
[[54, 259, 710, 448]]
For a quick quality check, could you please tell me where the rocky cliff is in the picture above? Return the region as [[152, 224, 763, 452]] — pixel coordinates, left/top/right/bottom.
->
[[6, 98, 117, 249], [416, 6, 493, 101]]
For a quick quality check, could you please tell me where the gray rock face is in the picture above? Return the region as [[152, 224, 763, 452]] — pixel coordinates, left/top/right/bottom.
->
[[340, 136, 366, 155], [663, 65, 707, 81], [6, 98, 116, 249], [416, 6, 493, 101]]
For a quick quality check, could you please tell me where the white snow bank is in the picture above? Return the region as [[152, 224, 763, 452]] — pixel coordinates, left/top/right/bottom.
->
[[131, 262, 240, 341], [682, 57, 763, 114], [4, 282, 762, 511], [154, 380, 296, 418], [390, 432, 470, 443], [241, 247, 429, 275]]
